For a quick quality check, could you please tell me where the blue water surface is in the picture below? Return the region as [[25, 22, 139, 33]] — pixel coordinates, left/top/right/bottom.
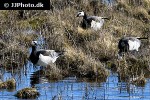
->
[[1, 61, 150, 100]]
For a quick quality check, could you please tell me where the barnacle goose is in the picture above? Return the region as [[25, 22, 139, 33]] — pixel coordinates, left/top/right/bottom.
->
[[77, 11, 109, 30], [118, 37, 148, 59], [29, 41, 64, 67]]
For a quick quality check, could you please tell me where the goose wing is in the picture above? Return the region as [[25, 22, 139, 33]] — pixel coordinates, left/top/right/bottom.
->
[[126, 37, 139, 42], [36, 50, 55, 57], [87, 16, 108, 22]]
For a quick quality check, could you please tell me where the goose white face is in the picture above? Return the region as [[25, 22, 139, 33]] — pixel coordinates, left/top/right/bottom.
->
[[31, 41, 38, 46], [51, 51, 59, 57], [77, 11, 84, 17]]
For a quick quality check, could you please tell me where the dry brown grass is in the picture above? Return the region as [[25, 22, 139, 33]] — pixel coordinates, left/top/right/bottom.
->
[[0, 0, 149, 82], [107, 55, 149, 83], [130, 73, 146, 87], [0, 78, 16, 90], [15, 87, 39, 99], [55, 46, 109, 80], [133, 7, 150, 23]]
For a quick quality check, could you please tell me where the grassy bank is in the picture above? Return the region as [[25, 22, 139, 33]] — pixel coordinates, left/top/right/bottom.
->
[[0, 0, 149, 82]]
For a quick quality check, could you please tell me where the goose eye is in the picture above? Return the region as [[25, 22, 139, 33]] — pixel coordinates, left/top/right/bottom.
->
[[33, 41, 37, 45], [78, 13, 81, 15]]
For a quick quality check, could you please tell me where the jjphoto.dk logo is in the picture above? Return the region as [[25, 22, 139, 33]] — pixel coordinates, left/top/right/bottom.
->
[[4, 2, 44, 8], [0, 0, 50, 10]]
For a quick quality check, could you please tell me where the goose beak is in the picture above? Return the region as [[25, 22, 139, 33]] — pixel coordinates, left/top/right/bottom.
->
[[76, 14, 79, 17], [101, 17, 109, 20], [57, 50, 66, 56], [60, 51, 66, 55]]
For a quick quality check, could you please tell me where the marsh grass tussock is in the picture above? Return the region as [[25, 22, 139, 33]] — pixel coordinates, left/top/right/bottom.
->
[[130, 74, 146, 87], [15, 87, 39, 99], [0, 78, 16, 90], [45, 65, 63, 80], [2, 47, 28, 71], [56, 47, 109, 80], [110, 55, 150, 82]]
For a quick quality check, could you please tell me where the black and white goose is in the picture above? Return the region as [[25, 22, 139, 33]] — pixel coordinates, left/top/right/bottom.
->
[[77, 11, 109, 30], [29, 41, 64, 67], [118, 37, 148, 59]]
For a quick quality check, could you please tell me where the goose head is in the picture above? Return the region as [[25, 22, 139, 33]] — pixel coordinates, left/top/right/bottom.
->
[[77, 11, 85, 17], [56, 50, 65, 56], [31, 41, 38, 46]]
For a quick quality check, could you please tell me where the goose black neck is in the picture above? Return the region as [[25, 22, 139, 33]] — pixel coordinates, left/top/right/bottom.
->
[[83, 13, 87, 19], [31, 45, 36, 53]]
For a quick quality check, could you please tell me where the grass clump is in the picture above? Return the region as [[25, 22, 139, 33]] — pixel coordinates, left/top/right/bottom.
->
[[0, 78, 16, 90], [115, 0, 131, 15], [84, 33, 117, 62], [115, 55, 149, 82], [45, 66, 63, 81], [15, 87, 39, 99], [133, 7, 150, 23], [2, 47, 28, 71], [130, 74, 146, 87], [56, 47, 109, 80]]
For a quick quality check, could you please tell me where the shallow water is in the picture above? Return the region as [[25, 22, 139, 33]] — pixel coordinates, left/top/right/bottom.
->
[[0, 32, 149, 100], [1, 61, 150, 100]]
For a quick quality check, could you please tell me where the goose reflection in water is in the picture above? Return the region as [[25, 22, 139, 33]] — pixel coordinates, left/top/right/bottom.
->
[[30, 69, 49, 87]]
